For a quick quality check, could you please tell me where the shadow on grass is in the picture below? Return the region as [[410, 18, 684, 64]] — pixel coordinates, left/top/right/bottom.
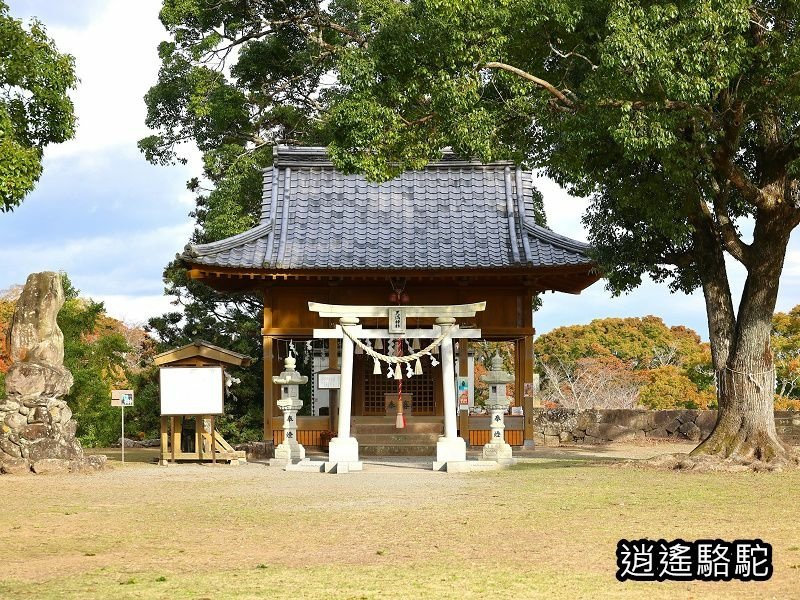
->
[[511, 457, 623, 471]]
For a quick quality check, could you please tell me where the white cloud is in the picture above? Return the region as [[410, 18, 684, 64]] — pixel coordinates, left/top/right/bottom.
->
[[41, 1, 163, 158], [0, 222, 194, 295], [784, 249, 800, 278], [39, 0, 202, 174], [93, 294, 182, 327], [534, 174, 591, 242]]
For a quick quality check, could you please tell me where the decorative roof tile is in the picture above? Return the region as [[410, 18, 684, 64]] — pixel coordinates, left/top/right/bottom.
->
[[185, 146, 592, 271]]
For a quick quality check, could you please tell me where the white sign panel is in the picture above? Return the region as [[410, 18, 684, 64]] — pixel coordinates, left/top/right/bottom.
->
[[159, 367, 224, 416], [388, 307, 406, 333], [318, 373, 341, 389]]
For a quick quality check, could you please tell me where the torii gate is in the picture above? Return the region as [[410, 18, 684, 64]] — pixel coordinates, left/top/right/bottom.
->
[[310, 302, 486, 472]]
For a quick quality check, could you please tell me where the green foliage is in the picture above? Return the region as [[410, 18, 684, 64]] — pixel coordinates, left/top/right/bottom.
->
[[0, 2, 77, 211], [58, 275, 131, 447], [0, 370, 5, 399], [322, 0, 800, 311], [140, 1, 364, 440]]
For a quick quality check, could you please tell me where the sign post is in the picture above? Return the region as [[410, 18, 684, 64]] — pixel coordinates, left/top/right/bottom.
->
[[111, 390, 134, 464]]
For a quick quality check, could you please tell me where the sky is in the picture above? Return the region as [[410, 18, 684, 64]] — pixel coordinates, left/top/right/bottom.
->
[[1, 1, 798, 339]]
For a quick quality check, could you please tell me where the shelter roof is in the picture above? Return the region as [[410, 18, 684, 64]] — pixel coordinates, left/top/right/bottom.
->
[[182, 146, 597, 289], [153, 340, 254, 368]]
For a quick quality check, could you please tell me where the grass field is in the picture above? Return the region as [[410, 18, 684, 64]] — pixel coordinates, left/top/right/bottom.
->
[[1, 444, 798, 599]]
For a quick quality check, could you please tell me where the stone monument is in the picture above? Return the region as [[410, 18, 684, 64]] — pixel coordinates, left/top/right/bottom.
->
[[0, 272, 105, 474]]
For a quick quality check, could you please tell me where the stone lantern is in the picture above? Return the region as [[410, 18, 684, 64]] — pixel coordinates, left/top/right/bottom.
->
[[480, 353, 516, 465], [270, 356, 308, 465]]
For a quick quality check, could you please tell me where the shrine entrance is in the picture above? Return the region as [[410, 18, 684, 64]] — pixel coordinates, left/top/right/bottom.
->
[[356, 353, 439, 416], [309, 301, 485, 472]]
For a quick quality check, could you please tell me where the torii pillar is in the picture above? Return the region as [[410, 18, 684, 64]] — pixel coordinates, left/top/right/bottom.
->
[[324, 316, 363, 473], [432, 317, 467, 470]]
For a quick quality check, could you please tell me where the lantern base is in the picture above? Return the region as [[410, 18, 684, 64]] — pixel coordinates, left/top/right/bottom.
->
[[270, 439, 306, 466], [482, 440, 517, 465]]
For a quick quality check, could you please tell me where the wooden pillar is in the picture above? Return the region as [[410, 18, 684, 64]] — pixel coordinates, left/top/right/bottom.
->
[[458, 410, 470, 448], [458, 340, 470, 446], [160, 416, 168, 466], [196, 415, 203, 461], [329, 339, 339, 433], [522, 291, 536, 447], [210, 415, 217, 464], [171, 416, 181, 462], [263, 287, 274, 442]]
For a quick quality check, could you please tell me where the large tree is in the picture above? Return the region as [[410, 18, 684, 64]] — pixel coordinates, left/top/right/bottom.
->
[[0, 1, 76, 211], [320, 1, 800, 464]]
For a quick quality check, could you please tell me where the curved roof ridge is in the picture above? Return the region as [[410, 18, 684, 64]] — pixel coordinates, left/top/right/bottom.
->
[[185, 221, 273, 257], [273, 145, 515, 168], [522, 220, 591, 254]]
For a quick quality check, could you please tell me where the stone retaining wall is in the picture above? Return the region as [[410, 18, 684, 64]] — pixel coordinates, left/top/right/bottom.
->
[[531, 409, 800, 447]]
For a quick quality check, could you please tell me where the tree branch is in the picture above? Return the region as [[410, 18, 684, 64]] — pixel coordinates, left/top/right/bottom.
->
[[485, 62, 574, 108], [708, 177, 752, 266], [549, 43, 598, 71], [710, 99, 771, 210]]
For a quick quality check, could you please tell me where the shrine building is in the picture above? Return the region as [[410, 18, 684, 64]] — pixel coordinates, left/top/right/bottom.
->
[[181, 146, 599, 455]]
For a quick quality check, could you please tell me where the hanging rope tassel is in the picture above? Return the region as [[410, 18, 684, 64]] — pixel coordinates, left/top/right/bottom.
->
[[412, 338, 420, 351], [375, 338, 384, 351], [394, 363, 402, 379], [373, 358, 382, 375], [414, 358, 423, 375]]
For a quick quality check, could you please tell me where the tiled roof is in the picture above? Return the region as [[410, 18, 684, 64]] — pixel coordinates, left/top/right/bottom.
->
[[183, 146, 592, 271]]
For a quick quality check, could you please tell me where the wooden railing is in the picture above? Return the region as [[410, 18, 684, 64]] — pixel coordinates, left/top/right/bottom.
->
[[468, 429, 524, 446], [464, 415, 524, 447], [272, 416, 330, 447]]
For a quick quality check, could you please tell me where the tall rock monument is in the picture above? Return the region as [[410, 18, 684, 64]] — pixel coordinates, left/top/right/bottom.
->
[[1, 272, 104, 474]]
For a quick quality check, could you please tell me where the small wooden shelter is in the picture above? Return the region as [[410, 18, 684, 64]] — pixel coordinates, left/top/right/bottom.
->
[[154, 340, 252, 465]]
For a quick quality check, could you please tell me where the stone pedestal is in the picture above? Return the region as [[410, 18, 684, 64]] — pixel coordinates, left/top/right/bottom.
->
[[269, 408, 306, 466], [482, 408, 516, 465], [324, 436, 362, 473], [433, 436, 467, 471]]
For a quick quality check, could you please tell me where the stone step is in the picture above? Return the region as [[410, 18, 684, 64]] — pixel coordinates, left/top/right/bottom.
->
[[352, 423, 444, 434], [359, 444, 437, 456], [354, 433, 441, 445]]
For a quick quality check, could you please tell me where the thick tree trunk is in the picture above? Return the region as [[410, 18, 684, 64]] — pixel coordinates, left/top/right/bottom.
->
[[692, 211, 793, 463]]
